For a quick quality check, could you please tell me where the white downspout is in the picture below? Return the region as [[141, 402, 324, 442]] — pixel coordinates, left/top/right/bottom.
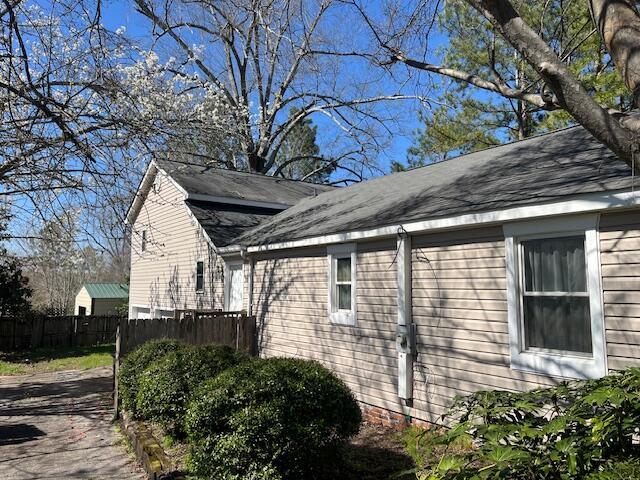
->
[[396, 232, 414, 401]]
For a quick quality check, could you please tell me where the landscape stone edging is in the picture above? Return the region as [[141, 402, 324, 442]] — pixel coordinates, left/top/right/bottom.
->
[[119, 412, 182, 480]]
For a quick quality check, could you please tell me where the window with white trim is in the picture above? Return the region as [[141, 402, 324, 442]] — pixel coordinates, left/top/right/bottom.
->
[[327, 243, 357, 325], [504, 215, 606, 379]]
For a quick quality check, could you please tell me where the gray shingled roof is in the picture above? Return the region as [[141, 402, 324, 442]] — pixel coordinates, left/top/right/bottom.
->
[[156, 159, 334, 206], [185, 200, 278, 247], [235, 126, 634, 246]]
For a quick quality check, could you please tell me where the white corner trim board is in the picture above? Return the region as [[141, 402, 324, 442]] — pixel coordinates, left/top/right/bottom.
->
[[503, 214, 607, 379], [246, 188, 640, 253]]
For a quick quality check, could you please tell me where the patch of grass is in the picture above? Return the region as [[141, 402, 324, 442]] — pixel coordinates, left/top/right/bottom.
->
[[0, 344, 114, 375], [0, 362, 27, 375]]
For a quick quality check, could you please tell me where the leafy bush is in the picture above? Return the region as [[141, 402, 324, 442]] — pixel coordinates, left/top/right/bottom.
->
[[408, 368, 640, 480], [586, 459, 640, 480], [118, 339, 185, 416], [135, 344, 249, 432], [185, 357, 362, 480]]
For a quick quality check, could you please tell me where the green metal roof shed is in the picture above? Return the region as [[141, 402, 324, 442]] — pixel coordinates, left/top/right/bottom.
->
[[74, 283, 129, 316], [83, 283, 129, 299]]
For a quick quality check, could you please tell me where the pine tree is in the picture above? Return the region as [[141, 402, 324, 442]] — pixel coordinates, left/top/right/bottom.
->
[[405, 0, 629, 167]]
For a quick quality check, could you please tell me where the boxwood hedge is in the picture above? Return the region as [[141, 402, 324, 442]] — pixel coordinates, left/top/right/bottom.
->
[[135, 344, 249, 432], [185, 357, 362, 480], [117, 339, 185, 416]]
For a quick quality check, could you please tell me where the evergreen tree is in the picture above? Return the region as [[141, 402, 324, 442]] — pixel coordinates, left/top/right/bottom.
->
[[275, 108, 333, 183], [405, 0, 629, 167], [0, 223, 31, 317]]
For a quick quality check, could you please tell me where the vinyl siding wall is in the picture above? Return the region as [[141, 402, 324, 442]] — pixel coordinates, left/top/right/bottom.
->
[[247, 210, 640, 423], [129, 171, 224, 313], [253, 240, 410, 415], [600, 210, 640, 370], [74, 287, 92, 315], [411, 227, 558, 422]]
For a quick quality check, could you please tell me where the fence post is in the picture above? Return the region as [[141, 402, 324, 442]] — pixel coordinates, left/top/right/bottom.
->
[[113, 322, 121, 421]]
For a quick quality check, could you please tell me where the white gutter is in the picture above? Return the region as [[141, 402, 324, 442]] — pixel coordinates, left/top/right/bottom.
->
[[246, 188, 640, 253]]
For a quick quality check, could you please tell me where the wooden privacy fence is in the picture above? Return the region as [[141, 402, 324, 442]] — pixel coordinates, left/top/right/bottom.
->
[[113, 312, 256, 418], [116, 311, 256, 357], [0, 315, 122, 350]]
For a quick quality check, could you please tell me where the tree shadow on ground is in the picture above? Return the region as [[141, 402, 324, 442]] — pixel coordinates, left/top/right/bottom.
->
[[0, 424, 46, 446], [322, 425, 415, 480]]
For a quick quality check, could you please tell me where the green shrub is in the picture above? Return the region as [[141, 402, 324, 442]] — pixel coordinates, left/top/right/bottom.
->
[[409, 368, 640, 480], [587, 459, 640, 480], [117, 339, 185, 416], [185, 357, 362, 480], [135, 344, 249, 432]]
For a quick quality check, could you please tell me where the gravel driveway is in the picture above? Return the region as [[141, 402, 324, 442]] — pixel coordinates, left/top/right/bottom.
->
[[0, 367, 144, 479]]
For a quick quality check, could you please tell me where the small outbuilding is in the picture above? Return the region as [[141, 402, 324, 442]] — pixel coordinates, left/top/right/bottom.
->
[[74, 283, 129, 316]]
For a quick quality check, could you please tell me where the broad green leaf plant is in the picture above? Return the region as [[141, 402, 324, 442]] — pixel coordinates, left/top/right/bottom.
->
[[406, 368, 640, 480]]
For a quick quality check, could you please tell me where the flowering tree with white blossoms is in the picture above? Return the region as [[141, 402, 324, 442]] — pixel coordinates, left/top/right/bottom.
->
[[0, 0, 241, 249]]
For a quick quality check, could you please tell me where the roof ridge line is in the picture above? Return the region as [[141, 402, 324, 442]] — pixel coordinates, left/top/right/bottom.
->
[[397, 124, 580, 174], [155, 158, 337, 189]]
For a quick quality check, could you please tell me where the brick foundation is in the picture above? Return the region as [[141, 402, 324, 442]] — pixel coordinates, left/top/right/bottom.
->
[[360, 402, 431, 430]]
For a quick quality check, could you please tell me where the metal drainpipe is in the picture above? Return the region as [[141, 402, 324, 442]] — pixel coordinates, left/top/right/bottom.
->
[[396, 231, 414, 404]]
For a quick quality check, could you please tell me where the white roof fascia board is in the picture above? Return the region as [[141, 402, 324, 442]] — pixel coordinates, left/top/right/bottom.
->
[[125, 162, 159, 225], [246, 188, 640, 253], [152, 161, 190, 199]]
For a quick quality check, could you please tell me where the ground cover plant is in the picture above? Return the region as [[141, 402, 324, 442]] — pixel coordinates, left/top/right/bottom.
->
[[0, 344, 114, 375], [405, 368, 640, 480]]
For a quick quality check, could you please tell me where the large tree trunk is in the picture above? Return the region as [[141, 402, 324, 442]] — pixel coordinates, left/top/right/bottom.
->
[[590, 0, 640, 107], [466, 0, 640, 172]]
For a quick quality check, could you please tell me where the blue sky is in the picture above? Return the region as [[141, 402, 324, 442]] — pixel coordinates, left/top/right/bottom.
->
[[99, 0, 426, 175]]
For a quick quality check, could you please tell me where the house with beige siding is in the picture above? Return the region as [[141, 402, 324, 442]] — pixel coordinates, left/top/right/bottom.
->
[[128, 126, 640, 425], [125, 159, 332, 319]]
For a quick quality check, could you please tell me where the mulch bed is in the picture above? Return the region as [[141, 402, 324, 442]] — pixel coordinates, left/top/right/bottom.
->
[[333, 424, 415, 480], [146, 422, 415, 480]]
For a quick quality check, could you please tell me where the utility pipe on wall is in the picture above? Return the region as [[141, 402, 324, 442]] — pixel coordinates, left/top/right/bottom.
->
[[396, 232, 414, 401]]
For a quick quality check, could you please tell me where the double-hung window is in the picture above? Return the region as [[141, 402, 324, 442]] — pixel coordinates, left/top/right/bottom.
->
[[328, 243, 357, 325], [504, 215, 606, 379]]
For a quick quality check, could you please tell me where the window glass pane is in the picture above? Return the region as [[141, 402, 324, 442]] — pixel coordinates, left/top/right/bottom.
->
[[337, 284, 351, 310], [523, 236, 586, 292], [523, 296, 592, 353], [196, 261, 204, 291], [337, 257, 351, 283]]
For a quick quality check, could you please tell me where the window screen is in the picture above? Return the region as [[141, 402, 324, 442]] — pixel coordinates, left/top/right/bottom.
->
[[196, 261, 204, 292], [521, 236, 592, 354]]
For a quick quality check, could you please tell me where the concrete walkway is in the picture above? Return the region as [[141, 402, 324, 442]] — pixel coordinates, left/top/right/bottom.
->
[[0, 367, 144, 479]]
